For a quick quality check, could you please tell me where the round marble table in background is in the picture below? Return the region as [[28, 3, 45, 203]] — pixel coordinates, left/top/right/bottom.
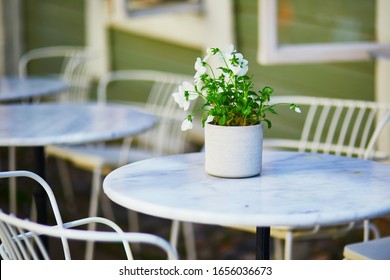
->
[[0, 76, 68, 102], [0, 102, 157, 227], [103, 151, 390, 259], [0, 103, 156, 146]]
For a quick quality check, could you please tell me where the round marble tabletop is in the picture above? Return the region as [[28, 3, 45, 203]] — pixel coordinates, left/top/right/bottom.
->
[[103, 151, 390, 228], [0, 76, 68, 102], [0, 103, 157, 147]]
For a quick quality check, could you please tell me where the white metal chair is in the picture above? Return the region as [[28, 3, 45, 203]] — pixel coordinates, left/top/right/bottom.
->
[[18, 46, 95, 102], [342, 113, 390, 261], [264, 96, 390, 159], [363, 113, 390, 160], [232, 96, 390, 259], [0, 170, 178, 260], [7, 46, 95, 217], [45, 70, 198, 259]]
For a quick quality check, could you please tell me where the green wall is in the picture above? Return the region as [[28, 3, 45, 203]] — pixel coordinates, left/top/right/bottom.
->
[[21, 0, 377, 139], [235, 0, 376, 139], [21, 0, 86, 76], [106, 28, 201, 103], [109, 28, 200, 75], [22, 0, 85, 50]]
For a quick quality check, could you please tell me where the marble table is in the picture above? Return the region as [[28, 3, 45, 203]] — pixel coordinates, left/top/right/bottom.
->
[[0, 76, 68, 102], [0, 76, 70, 215], [103, 151, 390, 259], [0, 102, 156, 226]]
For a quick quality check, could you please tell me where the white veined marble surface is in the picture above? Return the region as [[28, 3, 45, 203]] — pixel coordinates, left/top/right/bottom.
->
[[0, 103, 156, 146], [103, 151, 390, 228], [0, 76, 68, 102]]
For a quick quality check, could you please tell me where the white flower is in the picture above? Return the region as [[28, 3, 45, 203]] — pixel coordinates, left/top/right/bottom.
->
[[194, 78, 204, 91], [224, 44, 235, 57], [181, 118, 193, 131], [172, 81, 197, 111], [203, 53, 211, 63], [226, 52, 249, 76], [238, 59, 249, 76], [206, 115, 214, 123], [194, 57, 207, 80], [290, 104, 301, 113], [173, 44, 299, 131]]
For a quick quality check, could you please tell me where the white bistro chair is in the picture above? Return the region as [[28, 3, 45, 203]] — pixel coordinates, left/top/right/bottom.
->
[[7, 46, 95, 217], [18, 45, 95, 102], [231, 96, 390, 259], [0, 171, 178, 260], [343, 113, 390, 261], [45, 70, 198, 259]]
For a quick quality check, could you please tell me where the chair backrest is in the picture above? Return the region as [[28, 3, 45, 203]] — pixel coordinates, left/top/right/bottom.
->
[[0, 171, 178, 260], [0, 170, 70, 258], [0, 211, 178, 260], [364, 113, 390, 160], [18, 46, 95, 102], [267, 96, 390, 159], [97, 70, 195, 156]]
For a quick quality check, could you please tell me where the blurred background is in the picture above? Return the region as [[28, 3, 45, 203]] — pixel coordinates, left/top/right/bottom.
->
[[1, 0, 389, 142], [1, 0, 389, 260]]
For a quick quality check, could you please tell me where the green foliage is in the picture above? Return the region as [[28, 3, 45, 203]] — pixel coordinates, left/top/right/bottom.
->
[[172, 45, 300, 131]]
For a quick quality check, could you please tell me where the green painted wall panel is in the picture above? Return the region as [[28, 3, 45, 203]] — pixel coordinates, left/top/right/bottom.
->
[[19, 0, 377, 141], [23, 0, 85, 51], [20, 0, 86, 79], [234, 0, 376, 139], [109, 28, 200, 75], [107, 29, 201, 103]]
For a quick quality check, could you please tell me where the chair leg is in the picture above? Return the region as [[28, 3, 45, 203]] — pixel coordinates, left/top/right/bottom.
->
[[170, 220, 180, 249], [8, 147, 17, 214], [273, 238, 284, 260], [30, 196, 37, 222], [56, 158, 76, 207], [127, 210, 141, 253], [169, 221, 197, 260], [85, 166, 102, 260], [363, 219, 381, 241], [128, 210, 140, 233], [100, 192, 115, 221], [182, 222, 197, 260], [284, 231, 293, 260]]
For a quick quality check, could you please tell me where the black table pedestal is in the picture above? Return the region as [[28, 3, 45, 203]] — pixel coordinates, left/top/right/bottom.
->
[[256, 227, 270, 260]]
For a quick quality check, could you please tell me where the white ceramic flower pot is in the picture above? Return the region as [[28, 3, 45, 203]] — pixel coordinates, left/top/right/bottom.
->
[[204, 123, 263, 178]]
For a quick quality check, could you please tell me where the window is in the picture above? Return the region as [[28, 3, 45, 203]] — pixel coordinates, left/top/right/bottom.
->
[[258, 0, 387, 65], [109, 0, 234, 49]]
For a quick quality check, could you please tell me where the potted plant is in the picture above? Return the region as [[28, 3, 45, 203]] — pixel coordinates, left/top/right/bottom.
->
[[172, 44, 300, 178]]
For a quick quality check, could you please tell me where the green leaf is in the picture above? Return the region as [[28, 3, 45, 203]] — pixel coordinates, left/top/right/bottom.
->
[[242, 107, 251, 116], [263, 119, 272, 129], [267, 107, 278, 115], [218, 115, 227, 125]]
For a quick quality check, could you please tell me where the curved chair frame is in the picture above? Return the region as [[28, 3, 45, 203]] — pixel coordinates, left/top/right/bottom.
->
[[45, 70, 197, 259], [0, 171, 178, 260], [7, 46, 95, 217]]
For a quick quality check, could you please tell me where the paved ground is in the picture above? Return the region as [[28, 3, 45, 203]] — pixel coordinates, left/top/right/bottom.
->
[[1, 147, 389, 260]]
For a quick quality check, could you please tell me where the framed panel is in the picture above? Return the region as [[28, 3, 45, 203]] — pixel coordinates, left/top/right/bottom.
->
[[126, 0, 203, 17], [258, 0, 388, 65]]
